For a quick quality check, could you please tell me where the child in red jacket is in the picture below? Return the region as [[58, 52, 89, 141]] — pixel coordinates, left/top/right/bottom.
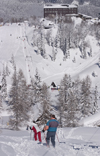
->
[[30, 121, 42, 143]]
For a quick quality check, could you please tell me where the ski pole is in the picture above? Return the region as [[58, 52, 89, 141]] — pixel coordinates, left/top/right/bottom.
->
[[44, 132, 49, 147], [44, 132, 47, 143]]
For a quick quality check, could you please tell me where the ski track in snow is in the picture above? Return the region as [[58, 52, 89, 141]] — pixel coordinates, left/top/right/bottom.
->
[[0, 129, 100, 156], [74, 51, 100, 75]]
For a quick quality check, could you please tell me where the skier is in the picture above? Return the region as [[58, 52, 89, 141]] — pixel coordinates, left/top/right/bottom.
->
[[30, 121, 42, 144], [42, 114, 59, 147]]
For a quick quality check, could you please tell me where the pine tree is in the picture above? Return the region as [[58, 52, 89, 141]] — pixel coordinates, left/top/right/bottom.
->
[[9, 63, 19, 130], [9, 67, 30, 130], [29, 78, 36, 106], [70, 77, 82, 123], [17, 69, 30, 121], [57, 74, 72, 127], [92, 86, 98, 114], [56, 27, 61, 48], [80, 76, 92, 117], [81, 40, 86, 59], [36, 83, 52, 125], [66, 89, 78, 127], [38, 26, 46, 59], [33, 68, 41, 104], [63, 38, 69, 61], [0, 91, 2, 116], [1, 65, 7, 100], [52, 41, 56, 61], [5, 64, 10, 76]]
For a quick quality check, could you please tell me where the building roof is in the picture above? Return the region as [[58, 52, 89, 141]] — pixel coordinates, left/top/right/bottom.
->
[[44, 4, 77, 9]]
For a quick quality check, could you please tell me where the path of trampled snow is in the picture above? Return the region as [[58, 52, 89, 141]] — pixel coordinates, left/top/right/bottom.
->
[[0, 127, 100, 156]]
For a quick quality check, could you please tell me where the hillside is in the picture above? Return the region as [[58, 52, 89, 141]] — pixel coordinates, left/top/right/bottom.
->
[[0, 17, 100, 122], [0, 19, 100, 91], [0, 15, 100, 156]]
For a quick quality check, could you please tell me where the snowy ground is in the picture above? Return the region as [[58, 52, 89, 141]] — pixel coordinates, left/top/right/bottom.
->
[[0, 126, 100, 156], [0, 111, 100, 156], [0, 21, 100, 91], [0, 20, 100, 156]]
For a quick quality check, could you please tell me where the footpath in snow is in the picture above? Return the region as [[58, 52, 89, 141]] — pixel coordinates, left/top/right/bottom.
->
[[0, 127, 100, 156]]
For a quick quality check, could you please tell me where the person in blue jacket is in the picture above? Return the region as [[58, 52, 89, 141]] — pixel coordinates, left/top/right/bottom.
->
[[42, 114, 59, 147]]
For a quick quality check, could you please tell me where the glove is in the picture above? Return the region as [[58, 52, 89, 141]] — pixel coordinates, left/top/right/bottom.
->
[[30, 127, 32, 130], [42, 129, 45, 133]]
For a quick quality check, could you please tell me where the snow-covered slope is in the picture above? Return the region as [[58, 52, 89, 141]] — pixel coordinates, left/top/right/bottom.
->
[[0, 127, 100, 156], [0, 19, 100, 155], [0, 21, 100, 91]]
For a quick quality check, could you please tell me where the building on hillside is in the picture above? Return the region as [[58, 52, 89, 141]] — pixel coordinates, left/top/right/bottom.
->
[[44, 4, 78, 18], [78, 14, 92, 20]]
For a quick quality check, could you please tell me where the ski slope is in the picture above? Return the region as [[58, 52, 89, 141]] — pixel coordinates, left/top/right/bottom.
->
[[0, 20, 100, 156], [0, 22, 100, 90], [0, 127, 100, 156]]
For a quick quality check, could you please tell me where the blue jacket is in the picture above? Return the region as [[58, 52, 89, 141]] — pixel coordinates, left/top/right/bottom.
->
[[46, 119, 59, 132]]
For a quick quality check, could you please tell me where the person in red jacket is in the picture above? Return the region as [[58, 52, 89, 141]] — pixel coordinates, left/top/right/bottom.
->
[[30, 121, 42, 144]]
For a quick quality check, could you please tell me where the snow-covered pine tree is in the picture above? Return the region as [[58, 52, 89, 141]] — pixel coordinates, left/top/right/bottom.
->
[[65, 23, 74, 49], [0, 91, 2, 116], [54, 35, 58, 52], [41, 29, 47, 59], [57, 74, 72, 127], [73, 28, 80, 48], [57, 88, 66, 128], [9, 68, 30, 130], [1, 65, 7, 100], [56, 27, 61, 48], [9, 63, 19, 130], [59, 21, 65, 51], [5, 64, 10, 76], [33, 68, 41, 104], [63, 38, 69, 61], [37, 37, 41, 55], [71, 77, 82, 122], [17, 69, 30, 122], [46, 29, 52, 46], [66, 89, 78, 127], [92, 85, 98, 114], [38, 26, 47, 59], [29, 78, 37, 106], [11, 54, 16, 68], [81, 40, 86, 59], [36, 82, 52, 125], [80, 76, 92, 117], [55, 11, 58, 24], [52, 40, 56, 61]]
